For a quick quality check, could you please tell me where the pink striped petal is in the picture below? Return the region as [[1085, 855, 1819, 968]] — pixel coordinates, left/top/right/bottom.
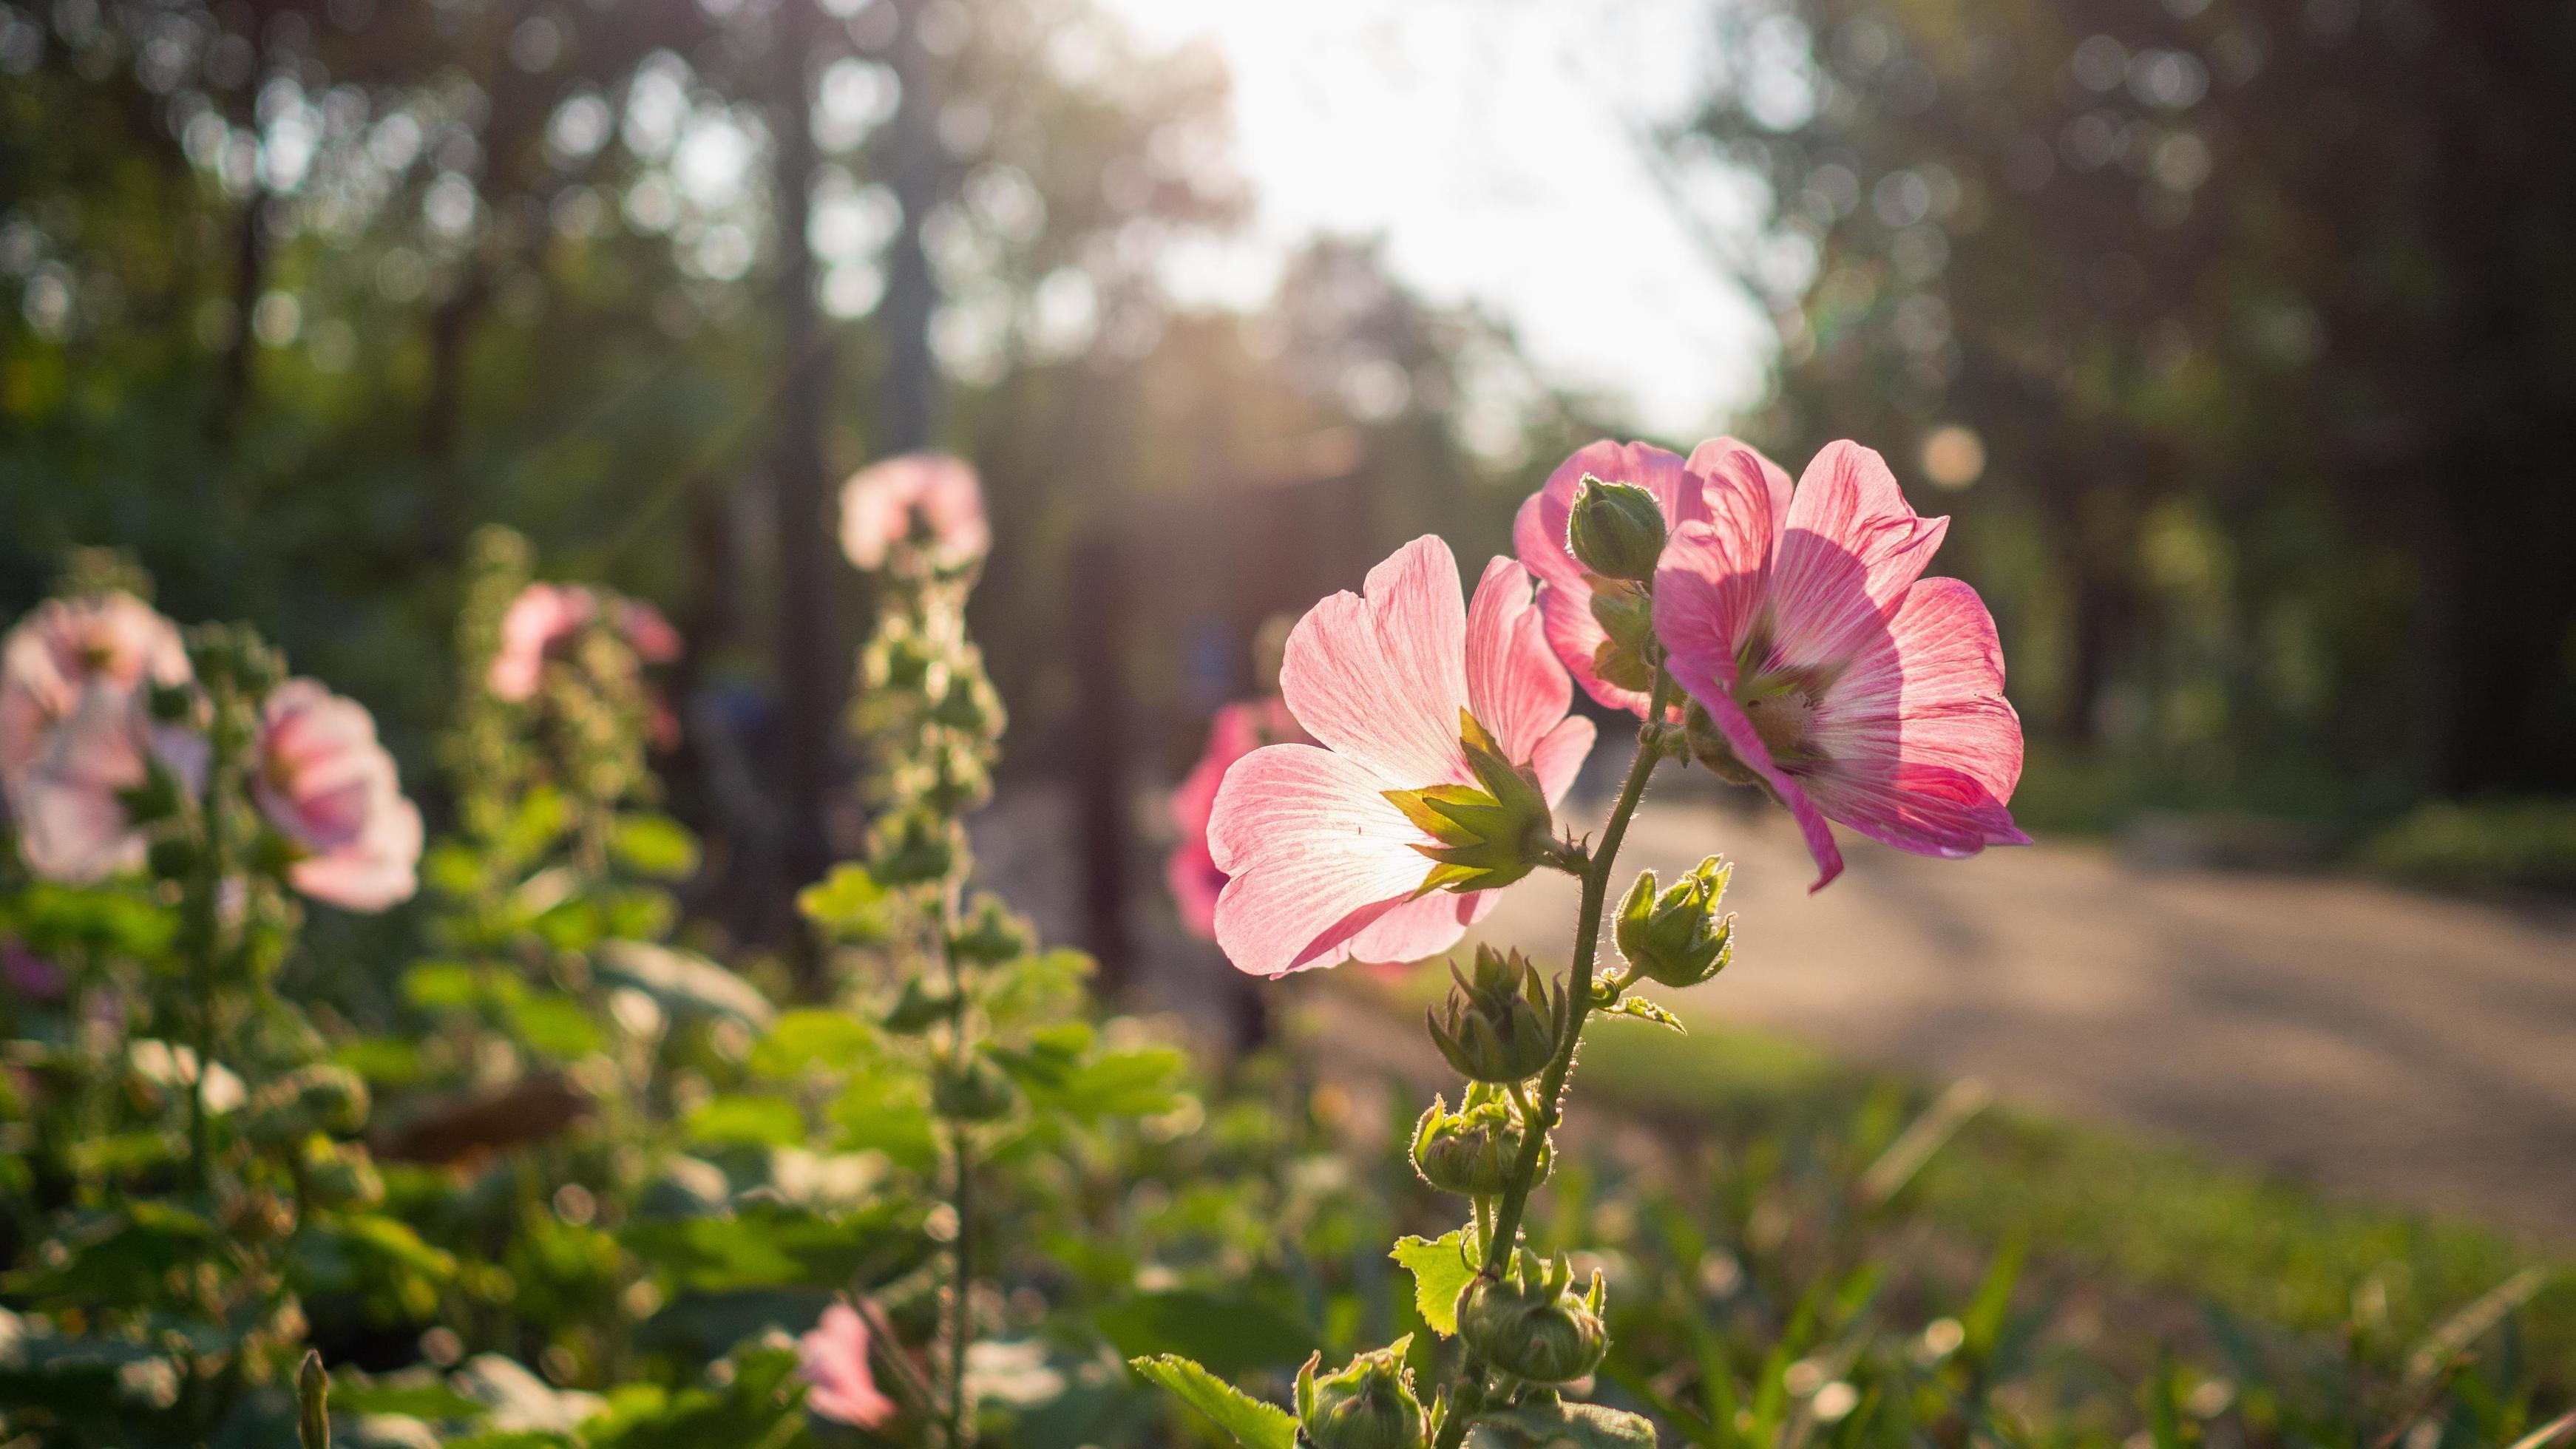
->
[[1795, 758, 2029, 860], [1767, 442, 1948, 673], [1462, 557, 1574, 767], [1341, 888, 1494, 968], [1280, 535, 1473, 791], [1527, 714, 1597, 807], [1807, 577, 2023, 803], [1207, 743, 1449, 977], [1514, 440, 1703, 713]]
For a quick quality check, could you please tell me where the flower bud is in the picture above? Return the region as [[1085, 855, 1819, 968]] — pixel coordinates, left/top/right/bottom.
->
[[1426, 946, 1562, 1085], [1680, 700, 1760, 786], [1585, 579, 1659, 694], [882, 977, 957, 1034], [1613, 857, 1735, 988], [1383, 712, 1558, 897], [1295, 1340, 1428, 1449], [302, 1138, 386, 1209], [244, 1064, 370, 1147], [870, 811, 959, 886], [931, 668, 1006, 737], [1565, 475, 1668, 583], [946, 894, 1030, 965], [1411, 1085, 1551, 1197], [1457, 1250, 1608, 1385], [932, 1052, 1017, 1122]]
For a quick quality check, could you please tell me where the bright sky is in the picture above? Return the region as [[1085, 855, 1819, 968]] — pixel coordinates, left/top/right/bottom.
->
[[1099, 0, 1783, 440]]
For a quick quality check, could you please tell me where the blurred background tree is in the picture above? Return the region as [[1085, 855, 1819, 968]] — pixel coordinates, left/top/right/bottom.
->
[[1680, 0, 2576, 824]]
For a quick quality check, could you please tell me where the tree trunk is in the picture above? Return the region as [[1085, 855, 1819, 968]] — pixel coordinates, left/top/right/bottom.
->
[[879, 0, 943, 455]]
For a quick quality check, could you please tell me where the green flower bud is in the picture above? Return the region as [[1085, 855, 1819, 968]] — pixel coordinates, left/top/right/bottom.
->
[[1382, 712, 1558, 897], [1457, 1250, 1608, 1385], [245, 1065, 370, 1147], [1613, 857, 1735, 988], [301, 1138, 385, 1209], [932, 1052, 1017, 1122], [931, 669, 1005, 737], [1680, 700, 1760, 786], [1410, 1085, 1551, 1197], [1295, 1340, 1428, 1449], [1585, 579, 1658, 693], [1426, 946, 1562, 1084], [861, 619, 950, 696], [1565, 475, 1668, 583], [870, 811, 960, 886], [883, 977, 957, 1034], [947, 894, 1031, 965]]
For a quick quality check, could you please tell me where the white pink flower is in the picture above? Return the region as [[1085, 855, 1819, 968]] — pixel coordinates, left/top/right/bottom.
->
[[254, 679, 423, 912], [840, 454, 990, 571], [12, 677, 203, 884], [1514, 438, 1791, 717], [488, 583, 680, 702], [0, 591, 189, 790], [1204, 536, 1596, 977], [797, 1303, 898, 1429], [1652, 440, 2027, 889]]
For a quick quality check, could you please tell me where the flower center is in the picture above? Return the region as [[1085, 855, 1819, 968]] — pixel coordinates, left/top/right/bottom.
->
[[1735, 676, 1818, 760]]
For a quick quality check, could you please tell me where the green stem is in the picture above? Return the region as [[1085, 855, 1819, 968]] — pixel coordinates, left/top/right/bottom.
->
[[938, 884, 975, 1449], [1432, 672, 1672, 1448], [186, 685, 243, 1195]]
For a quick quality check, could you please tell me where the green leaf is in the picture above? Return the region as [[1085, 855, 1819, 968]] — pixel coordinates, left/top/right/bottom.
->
[[596, 940, 773, 1026], [750, 1010, 880, 1077], [506, 991, 606, 1059], [611, 812, 701, 880], [683, 1094, 805, 1147], [1602, 996, 1686, 1033], [1097, 1291, 1319, 1377], [798, 864, 892, 943], [1475, 1397, 1659, 1447], [1127, 1355, 1297, 1449], [623, 1201, 927, 1293], [328, 1374, 488, 1420], [1391, 1231, 1478, 1337], [401, 960, 493, 1011]]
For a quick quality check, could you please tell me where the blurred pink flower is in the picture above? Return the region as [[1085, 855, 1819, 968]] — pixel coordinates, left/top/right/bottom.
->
[[1205, 536, 1596, 977], [0, 591, 190, 789], [798, 1303, 897, 1429], [489, 583, 680, 702], [1654, 440, 2027, 891], [254, 680, 423, 912], [840, 453, 989, 570], [3, 940, 64, 1000], [1514, 438, 1792, 716], [13, 679, 199, 883], [1167, 697, 1308, 940]]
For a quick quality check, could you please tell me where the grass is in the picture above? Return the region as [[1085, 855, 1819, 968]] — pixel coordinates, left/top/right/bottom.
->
[[1566, 1009, 2576, 1367]]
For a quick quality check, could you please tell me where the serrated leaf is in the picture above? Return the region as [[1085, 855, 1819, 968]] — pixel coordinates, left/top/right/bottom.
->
[[1392, 1230, 1478, 1337], [1604, 996, 1686, 1033], [1128, 1354, 1296, 1449], [1475, 1397, 1659, 1447]]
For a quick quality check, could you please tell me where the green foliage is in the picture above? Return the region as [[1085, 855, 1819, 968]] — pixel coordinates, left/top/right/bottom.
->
[[2359, 799, 2576, 893], [1390, 1232, 1477, 1337], [1125, 1356, 1298, 1449]]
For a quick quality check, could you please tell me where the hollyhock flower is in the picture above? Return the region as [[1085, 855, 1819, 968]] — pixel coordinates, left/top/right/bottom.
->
[[614, 598, 682, 664], [1206, 536, 1596, 977], [1167, 697, 1308, 940], [1653, 440, 2026, 890], [1, 940, 63, 1000], [798, 1303, 898, 1429], [489, 584, 680, 703], [841, 453, 989, 571], [0, 591, 190, 788], [253, 680, 423, 912], [13, 679, 195, 883], [1514, 438, 1793, 716]]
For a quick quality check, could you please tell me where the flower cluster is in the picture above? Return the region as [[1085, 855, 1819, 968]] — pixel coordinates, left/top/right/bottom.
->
[[1146, 436, 2024, 1448]]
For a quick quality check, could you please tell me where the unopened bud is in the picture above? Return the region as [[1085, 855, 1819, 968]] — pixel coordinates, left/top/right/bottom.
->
[[1565, 475, 1668, 583], [1426, 946, 1562, 1084], [1411, 1085, 1550, 1197], [1613, 857, 1735, 988], [298, 1350, 331, 1449], [1586, 580, 1658, 694], [1457, 1250, 1608, 1385], [1295, 1340, 1428, 1449], [882, 977, 957, 1034], [870, 811, 959, 886], [932, 1051, 1018, 1122], [946, 894, 1031, 965]]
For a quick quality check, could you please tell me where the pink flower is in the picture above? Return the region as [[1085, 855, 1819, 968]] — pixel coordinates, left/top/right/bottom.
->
[[488, 584, 682, 703], [0, 591, 190, 789], [798, 1303, 898, 1429], [840, 454, 990, 571], [254, 680, 424, 912], [1205, 536, 1597, 977], [1, 940, 63, 1000], [1653, 440, 2027, 890], [13, 679, 196, 883], [1514, 438, 1792, 716], [1167, 698, 1308, 940]]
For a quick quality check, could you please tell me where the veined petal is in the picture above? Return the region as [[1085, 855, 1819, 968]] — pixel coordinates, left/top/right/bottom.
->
[[1651, 520, 1766, 700], [1807, 576, 2023, 802], [1463, 557, 1574, 767], [1685, 437, 1792, 553], [1768, 442, 1948, 673], [1207, 743, 1450, 977], [1281, 535, 1473, 790], [1514, 439, 1702, 714], [1795, 758, 2029, 859], [1341, 888, 1494, 968], [1527, 714, 1596, 807]]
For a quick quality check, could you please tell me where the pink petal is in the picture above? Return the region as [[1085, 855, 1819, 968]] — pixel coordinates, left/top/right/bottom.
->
[[1341, 887, 1494, 968], [1462, 557, 1575, 767], [1278, 535, 1472, 792], [288, 793, 423, 912], [1685, 437, 1793, 550], [1207, 743, 1451, 977], [1794, 758, 2030, 860], [1766, 442, 1948, 673], [1527, 714, 1596, 807], [1661, 657, 1847, 892], [1809, 577, 2022, 803]]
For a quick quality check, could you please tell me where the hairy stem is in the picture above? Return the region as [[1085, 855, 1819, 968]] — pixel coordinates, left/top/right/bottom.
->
[[1433, 671, 1672, 1448], [938, 885, 975, 1449]]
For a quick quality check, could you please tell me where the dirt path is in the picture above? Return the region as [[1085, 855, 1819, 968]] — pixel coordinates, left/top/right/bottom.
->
[[1464, 776, 2576, 1244]]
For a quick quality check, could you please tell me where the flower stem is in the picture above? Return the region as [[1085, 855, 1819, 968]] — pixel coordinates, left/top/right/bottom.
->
[[938, 888, 975, 1449], [1433, 671, 1672, 1448]]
